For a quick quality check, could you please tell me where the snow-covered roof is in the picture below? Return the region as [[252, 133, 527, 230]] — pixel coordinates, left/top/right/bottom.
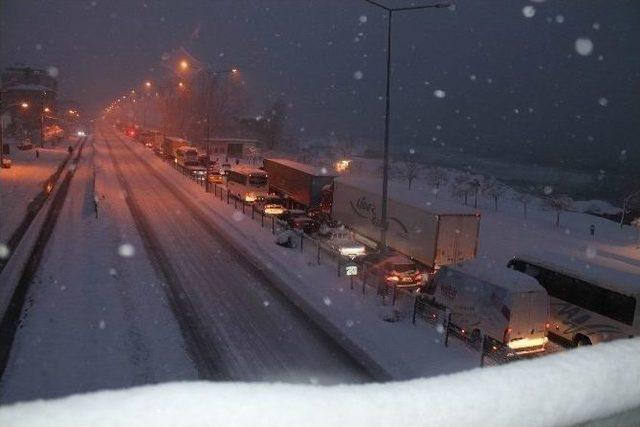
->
[[336, 177, 478, 216], [514, 249, 640, 297], [266, 158, 335, 177], [448, 256, 544, 293], [5, 83, 55, 92], [230, 165, 266, 175]]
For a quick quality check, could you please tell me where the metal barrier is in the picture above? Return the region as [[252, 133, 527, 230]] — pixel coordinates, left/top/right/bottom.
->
[[169, 158, 524, 368]]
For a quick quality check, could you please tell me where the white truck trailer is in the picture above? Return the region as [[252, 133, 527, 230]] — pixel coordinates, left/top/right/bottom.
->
[[331, 177, 480, 268]]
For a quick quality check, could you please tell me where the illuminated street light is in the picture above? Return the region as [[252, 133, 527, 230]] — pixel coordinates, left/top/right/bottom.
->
[[131, 89, 136, 94], [178, 81, 185, 88], [145, 81, 152, 88], [44, 107, 51, 113], [180, 59, 189, 70], [20, 102, 29, 109], [231, 68, 238, 73]]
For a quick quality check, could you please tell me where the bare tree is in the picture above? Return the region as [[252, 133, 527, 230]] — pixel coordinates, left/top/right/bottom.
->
[[482, 177, 508, 211], [396, 151, 421, 190], [425, 167, 448, 199], [469, 177, 483, 209], [515, 193, 533, 219], [545, 194, 574, 227], [452, 174, 473, 205]]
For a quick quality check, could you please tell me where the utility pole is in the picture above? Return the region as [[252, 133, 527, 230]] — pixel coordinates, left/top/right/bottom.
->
[[363, 0, 451, 249]]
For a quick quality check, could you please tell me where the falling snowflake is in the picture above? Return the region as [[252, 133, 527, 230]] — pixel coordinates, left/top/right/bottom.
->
[[436, 324, 444, 334], [232, 211, 244, 222], [359, 15, 367, 24], [323, 296, 332, 306], [592, 22, 600, 30], [263, 300, 270, 307], [433, 89, 446, 99], [585, 245, 597, 259], [0, 243, 10, 259], [118, 243, 135, 258], [108, 267, 118, 277], [543, 185, 554, 195], [522, 6, 536, 18], [98, 320, 106, 330], [345, 319, 355, 328], [469, 74, 477, 81], [353, 70, 364, 80], [598, 97, 608, 107], [575, 38, 594, 56], [555, 15, 564, 24], [47, 66, 59, 78]]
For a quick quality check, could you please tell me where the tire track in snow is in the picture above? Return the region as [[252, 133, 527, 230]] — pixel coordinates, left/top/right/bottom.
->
[[102, 131, 224, 380]]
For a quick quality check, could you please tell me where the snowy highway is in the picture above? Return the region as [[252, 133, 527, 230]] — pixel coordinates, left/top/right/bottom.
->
[[0, 124, 368, 404], [99, 124, 370, 383]]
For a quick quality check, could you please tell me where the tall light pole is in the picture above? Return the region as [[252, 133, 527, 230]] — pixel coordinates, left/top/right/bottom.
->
[[363, 0, 451, 249]]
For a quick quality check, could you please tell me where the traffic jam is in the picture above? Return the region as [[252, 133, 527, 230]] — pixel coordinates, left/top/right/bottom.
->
[[116, 121, 640, 362]]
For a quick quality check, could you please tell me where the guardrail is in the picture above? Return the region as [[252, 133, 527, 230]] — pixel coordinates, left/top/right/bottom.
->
[[146, 141, 527, 368]]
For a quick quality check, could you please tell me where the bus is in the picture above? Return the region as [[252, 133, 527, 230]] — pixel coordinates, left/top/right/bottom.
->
[[508, 252, 640, 347], [424, 259, 549, 355], [226, 165, 269, 202], [175, 146, 198, 167]]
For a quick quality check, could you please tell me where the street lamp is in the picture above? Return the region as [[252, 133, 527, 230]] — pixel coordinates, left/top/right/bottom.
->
[[145, 81, 152, 88], [363, 0, 451, 249], [180, 59, 189, 71]]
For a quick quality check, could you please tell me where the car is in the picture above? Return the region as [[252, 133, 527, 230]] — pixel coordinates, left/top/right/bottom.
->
[[279, 209, 306, 221], [287, 216, 319, 234], [326, 228, 367, 259], [363, 253, 424, 290], [263, 203, 287, 216], [208, 173, 224, 184], [219, 163, 232, 175]]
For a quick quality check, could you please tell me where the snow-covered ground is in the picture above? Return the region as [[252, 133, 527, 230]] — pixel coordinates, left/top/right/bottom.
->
[[1, 337, 639, 427], [0, 137, 197, 403], [348, 156, 640, 273], [108, 125, 485, 380], [0, 138, 77, 245]]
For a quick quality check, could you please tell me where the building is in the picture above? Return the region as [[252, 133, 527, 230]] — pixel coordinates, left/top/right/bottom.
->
[[1, 66, 58, 143]]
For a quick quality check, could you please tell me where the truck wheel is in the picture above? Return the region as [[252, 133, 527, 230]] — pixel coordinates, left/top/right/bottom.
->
[[574, 335, 592, 347]]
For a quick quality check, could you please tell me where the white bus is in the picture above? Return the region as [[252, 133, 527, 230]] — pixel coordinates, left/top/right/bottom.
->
[[226, 166, 269, 203], [508, 252, 640, 347], [424, 259, 550, 354], [175, 145, 198, 166]]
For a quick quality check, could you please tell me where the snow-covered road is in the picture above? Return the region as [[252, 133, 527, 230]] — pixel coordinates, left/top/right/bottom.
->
[[98, 124, 369, 384], [0, 124, 369, 403], [0, 135, 197, 404]]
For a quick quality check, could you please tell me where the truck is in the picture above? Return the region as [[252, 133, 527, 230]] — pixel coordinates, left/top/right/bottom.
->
[[264, 158, 335, 209], [162, 136, 193, 161], [423, 259, 549, 355], [331, 177, 480, 268]]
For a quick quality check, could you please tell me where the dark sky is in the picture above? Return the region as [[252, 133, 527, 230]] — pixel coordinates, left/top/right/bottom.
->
[[1, 0, 639, 173]]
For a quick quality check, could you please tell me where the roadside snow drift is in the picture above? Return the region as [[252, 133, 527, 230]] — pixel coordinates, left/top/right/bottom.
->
[[1, 338, 639, 427]]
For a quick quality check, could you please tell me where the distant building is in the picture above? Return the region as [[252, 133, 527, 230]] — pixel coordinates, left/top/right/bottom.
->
[[1, 66, 58, 142]]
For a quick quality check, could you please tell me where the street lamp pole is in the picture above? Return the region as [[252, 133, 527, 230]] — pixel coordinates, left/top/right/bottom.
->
[[363, 0, 451, 249]]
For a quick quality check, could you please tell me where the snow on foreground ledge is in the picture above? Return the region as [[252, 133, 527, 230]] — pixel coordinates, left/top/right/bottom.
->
[[2, 339, 640, 427]]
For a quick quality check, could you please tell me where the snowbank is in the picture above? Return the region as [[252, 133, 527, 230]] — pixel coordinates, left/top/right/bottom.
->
[[1, 338, 639, 427]]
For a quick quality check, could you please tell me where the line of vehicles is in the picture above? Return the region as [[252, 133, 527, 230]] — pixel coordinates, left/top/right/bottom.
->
[[116, 123, 640, 358]]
